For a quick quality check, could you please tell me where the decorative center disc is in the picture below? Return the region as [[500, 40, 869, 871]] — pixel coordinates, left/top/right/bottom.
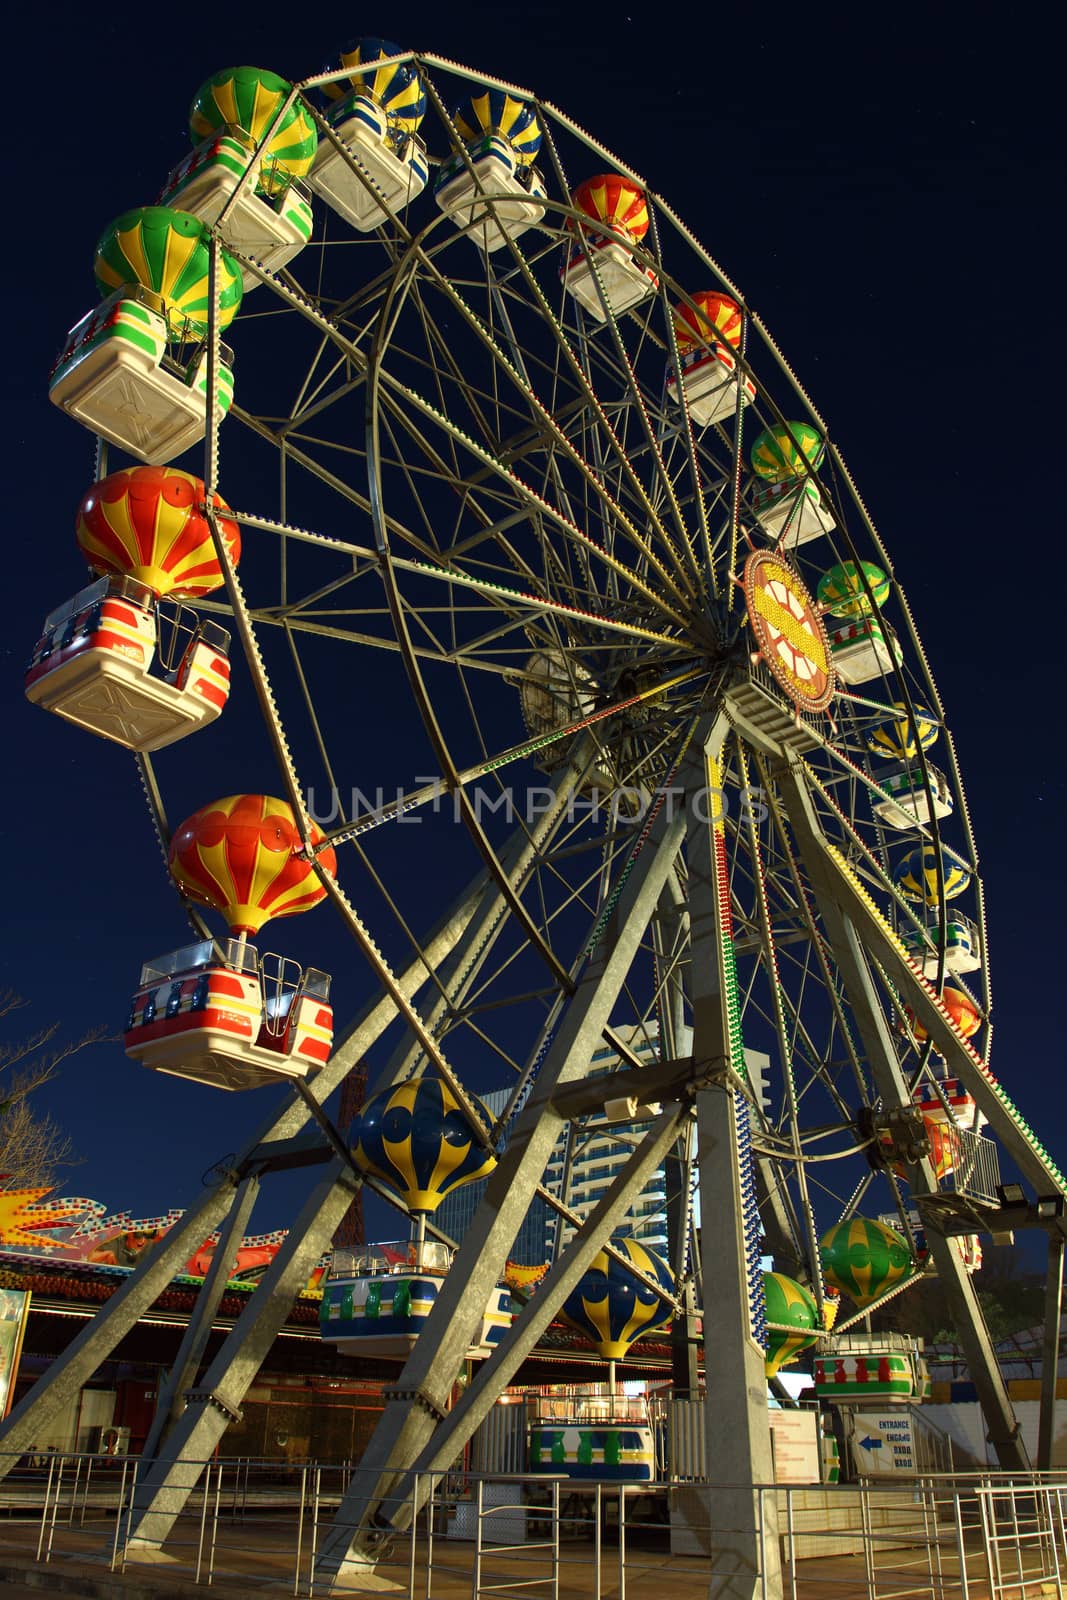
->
[[743, 551, 835, 711]]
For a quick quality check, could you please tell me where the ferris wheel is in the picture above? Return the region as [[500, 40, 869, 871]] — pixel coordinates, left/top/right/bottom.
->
[[7, 38, 1066, 1593]]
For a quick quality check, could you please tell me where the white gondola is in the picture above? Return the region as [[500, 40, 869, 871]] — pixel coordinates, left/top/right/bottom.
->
[[752, 476, 835, 546], [872, 763, 954, 829], [561, 236, 658, 322], [308, 94, 428, 232], [666, 344, 756, 426], [125, 940, 332, 1092], [435, 136, 546, 252], [320, 1240, 511, 1359], [814, 1332, 930, 1404], [900, 911, 982, 976], [160, 131, 313, 289], [49, 288, 234, 464], [25, 577, 230, 752], [528, 1391, 657, 1482], [827, 615, 902, 685]]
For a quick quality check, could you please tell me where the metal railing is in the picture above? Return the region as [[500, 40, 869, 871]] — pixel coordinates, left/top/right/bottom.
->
[[940, 1123, 1002, 1204], [2, 1450, 1067, 1598]]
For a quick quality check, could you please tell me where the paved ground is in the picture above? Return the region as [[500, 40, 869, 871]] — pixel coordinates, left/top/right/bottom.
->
[[0, 1517, 1058, 1600]]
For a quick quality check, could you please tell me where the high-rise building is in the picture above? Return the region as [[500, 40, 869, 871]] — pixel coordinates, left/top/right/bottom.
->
[[543, 1025, 685, 1258], [546, 1035, 773, 1256], [435, 1042, 774, 1268]]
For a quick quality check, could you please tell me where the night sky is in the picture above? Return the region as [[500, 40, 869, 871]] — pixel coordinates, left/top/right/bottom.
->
[[3, 3, 1060, 1244]]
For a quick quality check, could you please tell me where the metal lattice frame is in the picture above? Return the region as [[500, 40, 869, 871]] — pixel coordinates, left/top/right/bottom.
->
[[7, 47, 1065, 1597]]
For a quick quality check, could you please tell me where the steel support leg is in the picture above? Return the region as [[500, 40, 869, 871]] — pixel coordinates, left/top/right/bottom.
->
[[666, 1135, 700, 1396], [1038, 1233, 1064, 1470], [775, 758, 1028, 1471], [139, 1175, 262, 1465], [686, 728, 780, 1600], [0, 859, 487, 1482], [656, 875, 701, 1396], [312, 791, 691, 1586], [124, 1159, 359, 1550], [386, 1105, 689, 1505]]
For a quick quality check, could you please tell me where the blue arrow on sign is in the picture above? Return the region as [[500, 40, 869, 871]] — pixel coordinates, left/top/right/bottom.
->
[[858, 1436, 883, 1451]]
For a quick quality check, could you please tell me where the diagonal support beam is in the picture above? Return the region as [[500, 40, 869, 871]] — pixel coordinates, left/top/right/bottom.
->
[[384, 1103, 690, 1516], [685, 723, 780, 1600], [0, 868, 485, 1482], [35, 769, 591, 1538], [125, 1159, 359, 1549], [139, 1175, 262, 1465], [312, 772, 692, 1586], [774, 758, 1028, 1471], [813, 843, 1067, 1219]]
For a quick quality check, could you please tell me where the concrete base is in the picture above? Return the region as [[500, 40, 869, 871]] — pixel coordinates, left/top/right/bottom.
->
[[119, 1544, 185, 1562], [315, 1564, 409, 1594], [670, 1483, 931, 1560]]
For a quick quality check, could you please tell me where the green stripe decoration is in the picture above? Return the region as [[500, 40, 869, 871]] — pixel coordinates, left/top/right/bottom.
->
[[189, 67, 317, 194], [94, 207, 242, 340]]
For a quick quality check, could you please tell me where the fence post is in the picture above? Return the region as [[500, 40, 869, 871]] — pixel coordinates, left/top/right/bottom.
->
[[294, 1461, 308, 1599], [860, 1480, 875, 1597], [758, 1486, 768, 1600], [618, 1485, 626, 1600], [781, 1486, 794, 1600], [35, 1452, 57, 1563], [594, 1482, 602, 1600], [952, 1485, 971, 1600], [409, 1471, 419, 1600], [194, 1459, 211, 1585], [110, 1456, 132, 1573], [79, 1453, 94, 1528], [473, 1476, 484, 1600], [426, 1470, 436, 1600], [43, 1452, 67, 1564]]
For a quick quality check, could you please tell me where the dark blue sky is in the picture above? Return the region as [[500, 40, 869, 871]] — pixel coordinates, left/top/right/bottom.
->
[[4, 3, 1059, 1239]]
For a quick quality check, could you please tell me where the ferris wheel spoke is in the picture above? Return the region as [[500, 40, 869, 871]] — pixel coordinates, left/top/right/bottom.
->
[[575, 290, 700, 586], [354, 518, 580, 987], [407, 244, 702, 606], [375, 366, 695, 625], [284, 346, 366, 431], [754, 754, 871, 1104]]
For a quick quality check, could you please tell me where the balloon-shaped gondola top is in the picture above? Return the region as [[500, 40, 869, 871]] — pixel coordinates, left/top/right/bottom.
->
[[94, 206, 242, 339], [865, 702, 939, 760], [572, 174, 650, 243], [902, 987, 981, 1042], [560, 1236, 673, 1359], [820, 1217, 914, 1308], [168, 795, 337, 935], [673, 289, 742, 350], [351, 1078, 497, 1213], [75, 467, 240, 599], [750, 422, 825, 483], [817, 560, 890, 618], [188, 67, 317, 193], [763, 1272, 819, 1378], [452, 89, 542, 166], [895, 844, 971, 907], [320, 36, 426, 132]]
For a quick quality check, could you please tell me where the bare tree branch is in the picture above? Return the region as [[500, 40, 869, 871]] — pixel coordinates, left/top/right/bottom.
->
[[1, 991, 108, 1191]]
